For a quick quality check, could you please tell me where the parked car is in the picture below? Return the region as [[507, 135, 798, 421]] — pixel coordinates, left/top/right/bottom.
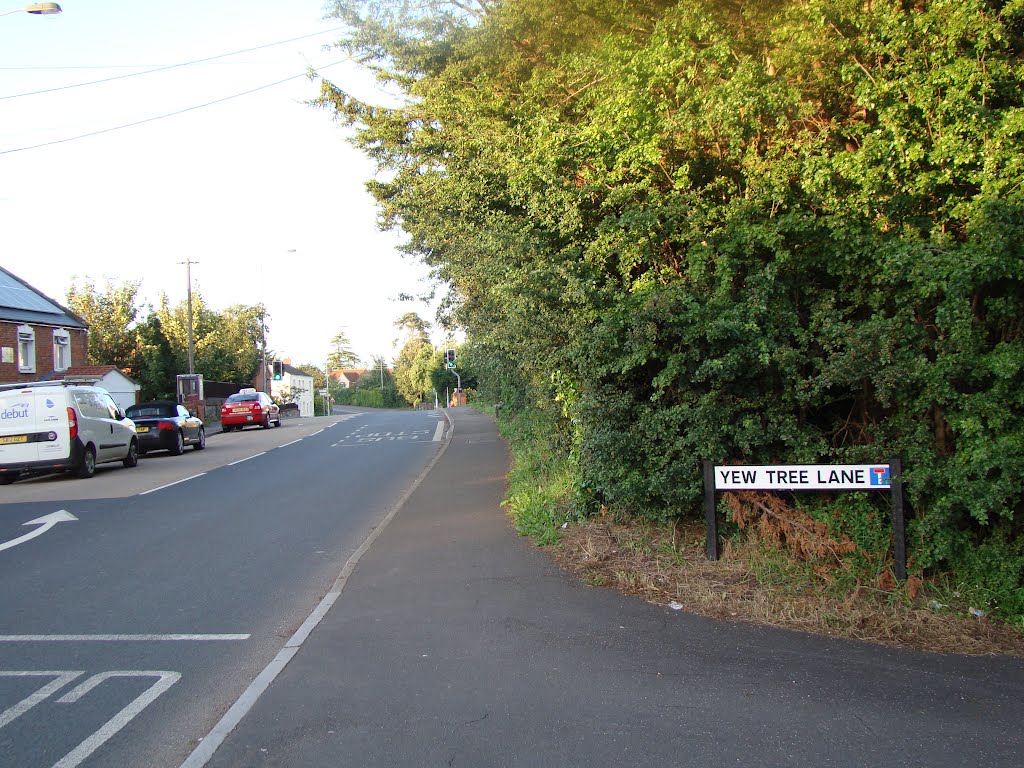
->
[[125, 401, 206, 455], [0, 381, 139, 483], [220, 388, 281, 430]]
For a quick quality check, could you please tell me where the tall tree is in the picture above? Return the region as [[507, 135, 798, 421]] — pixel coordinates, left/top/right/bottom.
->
[[65, 278, 140, 370], [326, 328, 360, 370]]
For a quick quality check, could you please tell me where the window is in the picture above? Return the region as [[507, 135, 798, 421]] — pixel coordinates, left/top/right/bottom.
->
[[17, 325, 35, 373], [53, 328, 71, 371]]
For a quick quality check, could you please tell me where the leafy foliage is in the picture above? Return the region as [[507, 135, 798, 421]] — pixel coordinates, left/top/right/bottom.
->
[[321, 0, 1024, 621]]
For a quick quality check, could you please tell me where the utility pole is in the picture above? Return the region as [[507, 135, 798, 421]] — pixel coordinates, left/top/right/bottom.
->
[[178, 258, 198, 375], [260, 305, 268, 393]]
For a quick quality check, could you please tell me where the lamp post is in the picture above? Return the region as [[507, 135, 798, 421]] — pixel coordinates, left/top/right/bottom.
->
[[0, 3, 62, 15]]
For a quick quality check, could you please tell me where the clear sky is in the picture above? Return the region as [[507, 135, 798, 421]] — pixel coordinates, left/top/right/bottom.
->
[[1, 0, 439, 369]]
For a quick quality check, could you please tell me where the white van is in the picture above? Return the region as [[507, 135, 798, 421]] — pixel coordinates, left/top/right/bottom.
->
[[0, 381, 139, 483]]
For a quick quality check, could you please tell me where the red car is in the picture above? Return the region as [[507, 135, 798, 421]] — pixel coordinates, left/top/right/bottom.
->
[[220, 388, 281, 431]]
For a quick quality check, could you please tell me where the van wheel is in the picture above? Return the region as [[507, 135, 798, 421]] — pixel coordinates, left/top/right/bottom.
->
[[77, 447, 96, 479], [193, 428, 206, 450], [123, 438, 139, 468], [170, 431, 185, 455]]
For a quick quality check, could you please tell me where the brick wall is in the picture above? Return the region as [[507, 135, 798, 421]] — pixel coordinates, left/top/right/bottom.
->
[[0, 321, 88, 383]]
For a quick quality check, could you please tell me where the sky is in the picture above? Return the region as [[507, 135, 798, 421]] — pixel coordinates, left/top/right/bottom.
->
[[0, 0, 441, 369]]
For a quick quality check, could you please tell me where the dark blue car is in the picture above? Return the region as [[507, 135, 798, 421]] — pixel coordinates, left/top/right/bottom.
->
[[125, 401, 206, 456]]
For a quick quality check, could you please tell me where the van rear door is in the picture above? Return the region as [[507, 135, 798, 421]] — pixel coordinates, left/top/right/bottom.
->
[[0, 388, 68, 466]]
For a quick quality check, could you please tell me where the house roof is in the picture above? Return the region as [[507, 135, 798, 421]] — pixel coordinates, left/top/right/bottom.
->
[[61, 365, 139, 385], [330, 368, 367, 384], [282, 363, 312, 378], [0, 266, 88, 329]]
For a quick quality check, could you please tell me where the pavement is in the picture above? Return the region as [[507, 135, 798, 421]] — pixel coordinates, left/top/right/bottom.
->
[[198, 407, 1024, 768]]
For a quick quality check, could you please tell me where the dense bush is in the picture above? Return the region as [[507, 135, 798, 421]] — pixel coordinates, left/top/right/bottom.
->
[[322, 0, 1024, 621]]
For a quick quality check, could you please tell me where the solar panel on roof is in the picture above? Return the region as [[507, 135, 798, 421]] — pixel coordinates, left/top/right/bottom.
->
[[0, 271, 64, 314]]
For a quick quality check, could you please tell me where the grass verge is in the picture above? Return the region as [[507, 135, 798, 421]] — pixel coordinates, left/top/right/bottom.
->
[[484, 404, 1024, 657]]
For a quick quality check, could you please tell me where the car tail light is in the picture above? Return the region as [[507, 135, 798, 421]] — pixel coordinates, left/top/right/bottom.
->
[[252, 403, 262, 412], [67, 407, 78, 440], [157, 421, 176, 430]]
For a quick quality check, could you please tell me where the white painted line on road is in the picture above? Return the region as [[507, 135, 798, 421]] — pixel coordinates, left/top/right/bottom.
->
[[139, 473, 207, 496], [0, 510, 77, 553], [309, 429, 324, 437], [0, 671, 83, 729], [278, 439, 303, 448], [180, 407, 457, 768], [433, 421, 445, 442], [0, 634, 249, 642], [54, 671, 180, 768], [227, 452, 266, 466]]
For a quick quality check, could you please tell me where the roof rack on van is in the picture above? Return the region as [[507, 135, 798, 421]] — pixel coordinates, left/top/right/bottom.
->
[[0, 379, 74, 392]]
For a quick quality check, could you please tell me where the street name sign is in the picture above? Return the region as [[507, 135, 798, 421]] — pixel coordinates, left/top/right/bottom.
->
[[703, 459, 906, 580], [714, 464, 890, 491]]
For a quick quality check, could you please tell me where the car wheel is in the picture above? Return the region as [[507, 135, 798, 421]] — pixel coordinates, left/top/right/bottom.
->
[[123, 438, 139, 468], [262, 415, 271, 429], [77, 446, 96, 479], [170, 431, 185, 455], [0, 473, 17, 485], [193, 428, 206, 450], [274, 416, 281, 427]]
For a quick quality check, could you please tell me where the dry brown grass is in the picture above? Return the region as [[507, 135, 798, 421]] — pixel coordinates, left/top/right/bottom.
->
[[551, 516, 1024, 657]]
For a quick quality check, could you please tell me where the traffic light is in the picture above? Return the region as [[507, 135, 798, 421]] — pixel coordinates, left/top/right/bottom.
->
[[445, 349, 456, 368], [272, 360, 283, 380]]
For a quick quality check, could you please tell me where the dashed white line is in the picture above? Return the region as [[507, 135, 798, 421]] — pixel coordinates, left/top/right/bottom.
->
[[309, 429, 324, 437], [278, 439, 303, 448], [227, 452, 266, 466], [139, 473, 207, 496], [433, 422, 445, 442]]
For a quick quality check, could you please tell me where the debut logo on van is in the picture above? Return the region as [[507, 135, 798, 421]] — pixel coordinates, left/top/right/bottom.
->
[[1, 402, 31, 420], [45, 398, 55, 408]]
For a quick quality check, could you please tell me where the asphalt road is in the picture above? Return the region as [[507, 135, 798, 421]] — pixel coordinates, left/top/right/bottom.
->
[[0, 408, 448, 767]]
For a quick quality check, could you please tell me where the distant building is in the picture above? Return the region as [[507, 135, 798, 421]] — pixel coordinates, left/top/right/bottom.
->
[[0, 266, 88, 384], [330, 368, 366, 389], [254, 360, 315, 417]]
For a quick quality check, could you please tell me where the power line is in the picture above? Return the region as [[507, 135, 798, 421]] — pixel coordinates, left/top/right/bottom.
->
[[0, 27, 345, 101], [0, 61, 347, 156]]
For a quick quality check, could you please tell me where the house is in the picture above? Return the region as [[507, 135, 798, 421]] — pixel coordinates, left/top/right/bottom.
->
[[60, 365, 141, 411], [0, 266, 89, 384], [253, 360, 315, 417], [330, 368, 366, 389]]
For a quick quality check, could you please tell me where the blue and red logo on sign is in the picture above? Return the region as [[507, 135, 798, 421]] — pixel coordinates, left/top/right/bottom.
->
[[869, 467, 890, 487]]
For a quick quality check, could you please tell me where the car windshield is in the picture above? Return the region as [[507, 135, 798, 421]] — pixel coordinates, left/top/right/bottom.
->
[[226, 394, 259, 403], [127, 404, 176, 418]]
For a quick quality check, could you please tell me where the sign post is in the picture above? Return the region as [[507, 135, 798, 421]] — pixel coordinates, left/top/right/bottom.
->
[[703, 459, 906, 580]]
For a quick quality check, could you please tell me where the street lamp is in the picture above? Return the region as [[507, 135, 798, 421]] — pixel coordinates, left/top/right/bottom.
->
[[0, 3, 62, 16]]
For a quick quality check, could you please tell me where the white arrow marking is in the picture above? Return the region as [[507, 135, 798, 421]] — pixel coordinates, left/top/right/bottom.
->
[[0, 510, 77, 553]]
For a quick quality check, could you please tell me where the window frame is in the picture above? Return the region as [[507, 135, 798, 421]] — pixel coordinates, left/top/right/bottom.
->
[[17, 325, 35, 374], [53, 327, 71, 372]]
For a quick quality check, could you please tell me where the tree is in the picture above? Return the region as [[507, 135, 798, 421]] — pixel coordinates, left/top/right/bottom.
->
[[393, 312, 431, 344], [134, 312, 176, 400], [326, 328, 360, 370], [65, 278, 140, 370]]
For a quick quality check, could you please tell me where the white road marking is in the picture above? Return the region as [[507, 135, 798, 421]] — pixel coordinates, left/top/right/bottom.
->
[[139, 473, 206, 496], [0, 671, 83, 729], [309, 429, 324, 437], [54, 671, 180, 768], [0, 510, 77, 553], [227, 452, 266, 466], [0, 634, 249, 642], [278, 439, 303, 448], [433, 422, 445, 442]]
